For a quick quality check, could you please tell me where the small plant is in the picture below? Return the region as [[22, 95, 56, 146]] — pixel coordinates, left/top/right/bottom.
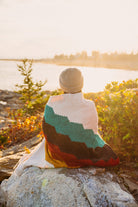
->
[[15, 59, 47, 114], [0, 109, 43, 148]]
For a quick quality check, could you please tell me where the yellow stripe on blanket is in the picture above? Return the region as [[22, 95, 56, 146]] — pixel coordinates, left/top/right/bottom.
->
[[45, 141, 68, 168]]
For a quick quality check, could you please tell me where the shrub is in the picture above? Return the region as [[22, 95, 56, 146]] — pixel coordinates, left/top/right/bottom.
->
[[15, 59, 47, 114], [0, 89, 63, 148], [0, 109, 43, 148], [84, 79, 138, 161]]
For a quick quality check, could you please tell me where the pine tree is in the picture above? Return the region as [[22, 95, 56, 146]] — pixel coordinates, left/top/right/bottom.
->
[[15, 59, 47, 114]]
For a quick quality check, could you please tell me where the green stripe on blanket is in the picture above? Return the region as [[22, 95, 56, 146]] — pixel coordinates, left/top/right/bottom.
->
[[44, 105, 105, 149]]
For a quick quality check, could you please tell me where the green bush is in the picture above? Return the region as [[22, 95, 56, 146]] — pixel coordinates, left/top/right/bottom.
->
[[84, 79, 138, 161]]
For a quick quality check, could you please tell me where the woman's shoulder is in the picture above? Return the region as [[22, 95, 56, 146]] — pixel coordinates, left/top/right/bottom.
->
[[47, 94, 64, 105], [47, 93, 96, 110]]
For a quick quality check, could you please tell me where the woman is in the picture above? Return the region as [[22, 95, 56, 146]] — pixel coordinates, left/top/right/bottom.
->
[[14, 68, 119, 175]]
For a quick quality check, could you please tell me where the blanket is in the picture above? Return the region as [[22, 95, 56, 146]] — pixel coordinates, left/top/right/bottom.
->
[[42, 93, 119, 168]]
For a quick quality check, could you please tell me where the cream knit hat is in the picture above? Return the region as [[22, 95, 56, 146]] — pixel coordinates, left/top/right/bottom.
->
[[59, 68, 84, 93]]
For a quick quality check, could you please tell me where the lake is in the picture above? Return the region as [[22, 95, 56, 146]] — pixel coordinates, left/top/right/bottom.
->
[[0, 60, 137, 93]]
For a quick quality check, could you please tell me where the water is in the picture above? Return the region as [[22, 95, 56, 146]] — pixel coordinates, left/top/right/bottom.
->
[[0, 60, 137, 93]]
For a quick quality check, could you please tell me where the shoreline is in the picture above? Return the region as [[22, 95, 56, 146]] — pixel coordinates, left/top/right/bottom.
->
[[0, 59, 138, 71], [39, 60, 138, 71]]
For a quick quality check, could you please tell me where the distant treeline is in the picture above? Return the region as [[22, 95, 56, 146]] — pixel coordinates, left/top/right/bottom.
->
[[54, 51, 138, 62], [39, 51, 138, 70], [1, 51, 138, 70]]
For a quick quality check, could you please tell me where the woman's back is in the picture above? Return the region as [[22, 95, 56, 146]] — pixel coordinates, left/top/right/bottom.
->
[[46, 92, 98, 133], [42, 92, 119, 168]]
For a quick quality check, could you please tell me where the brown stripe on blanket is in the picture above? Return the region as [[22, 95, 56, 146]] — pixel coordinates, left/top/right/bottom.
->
[[42, 118, 117, 162]]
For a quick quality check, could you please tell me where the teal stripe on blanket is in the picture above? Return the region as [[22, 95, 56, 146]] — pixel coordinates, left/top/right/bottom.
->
[[44, 105, 105, 149]]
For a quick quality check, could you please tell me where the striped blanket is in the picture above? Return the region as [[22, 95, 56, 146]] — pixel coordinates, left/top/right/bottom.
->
[[42, 93, 119, 168]]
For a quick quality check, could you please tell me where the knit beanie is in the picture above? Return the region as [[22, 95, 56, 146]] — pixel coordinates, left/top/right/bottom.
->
[[59, 68, 84, 93]]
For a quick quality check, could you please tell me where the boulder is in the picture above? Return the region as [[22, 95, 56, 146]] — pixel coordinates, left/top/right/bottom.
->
[[0, 167, 137, 207]]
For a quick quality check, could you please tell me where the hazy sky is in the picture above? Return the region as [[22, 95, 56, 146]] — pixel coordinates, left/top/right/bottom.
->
[[0, 0, 138, 58]]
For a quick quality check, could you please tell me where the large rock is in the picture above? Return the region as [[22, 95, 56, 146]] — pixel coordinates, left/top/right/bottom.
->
[[0, 167, 137, 207]]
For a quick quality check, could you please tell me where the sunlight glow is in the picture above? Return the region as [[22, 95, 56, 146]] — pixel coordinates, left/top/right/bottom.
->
[[0, 0, 138, 58]]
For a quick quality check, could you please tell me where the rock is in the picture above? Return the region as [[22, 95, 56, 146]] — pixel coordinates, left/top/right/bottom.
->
[[120, 174, 138, 204], [0, 152, 25, 182], [0, 90, 21, 101], [0, 136, 42, 182], [124, 178, 138, 204], [0, 167, 137, 207], [0, 89, 23, 129], [0, 136, 42, 158]]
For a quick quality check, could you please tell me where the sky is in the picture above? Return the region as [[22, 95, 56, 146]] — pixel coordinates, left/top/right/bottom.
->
[[0, 0, 138, 59]]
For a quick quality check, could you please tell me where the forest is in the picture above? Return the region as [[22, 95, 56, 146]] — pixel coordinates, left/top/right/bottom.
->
[[37, 51, 138, 70]]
